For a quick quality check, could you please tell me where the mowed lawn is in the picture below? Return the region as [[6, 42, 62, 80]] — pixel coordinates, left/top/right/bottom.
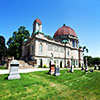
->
[[0, 70, 100, 100]]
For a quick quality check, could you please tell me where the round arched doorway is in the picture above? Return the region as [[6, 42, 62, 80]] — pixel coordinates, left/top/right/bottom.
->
[[60, 60, 62, 68]]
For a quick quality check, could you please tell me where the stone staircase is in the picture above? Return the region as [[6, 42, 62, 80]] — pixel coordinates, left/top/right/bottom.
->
[[18, 60, 36, 69]]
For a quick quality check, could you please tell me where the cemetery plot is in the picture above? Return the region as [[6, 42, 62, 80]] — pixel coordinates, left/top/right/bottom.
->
[[0, 70, 100, 100]]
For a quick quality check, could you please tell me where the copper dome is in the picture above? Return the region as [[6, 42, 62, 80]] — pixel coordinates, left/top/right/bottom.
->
[[53, 25, 77, 38], [34, 18, 42, 25]]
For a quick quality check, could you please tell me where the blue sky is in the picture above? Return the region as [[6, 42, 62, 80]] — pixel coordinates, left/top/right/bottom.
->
[[0, 0, 100, 57]]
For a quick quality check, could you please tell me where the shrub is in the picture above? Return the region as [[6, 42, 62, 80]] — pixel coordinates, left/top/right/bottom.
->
[[74, 66, 76, 68], [43, 64, 48, 68]]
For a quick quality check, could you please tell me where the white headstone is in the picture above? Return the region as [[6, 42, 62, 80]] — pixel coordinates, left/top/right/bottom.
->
[[85, 64, 88, 73], [8, 60, 20, 80], [70, 65, 74, 73], [94, 64, 97, 70], [81, 64, 84, 71], [54, 67, 60, 76]]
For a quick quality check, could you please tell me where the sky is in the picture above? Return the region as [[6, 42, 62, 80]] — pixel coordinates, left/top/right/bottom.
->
[[0, 0, 100, 57]]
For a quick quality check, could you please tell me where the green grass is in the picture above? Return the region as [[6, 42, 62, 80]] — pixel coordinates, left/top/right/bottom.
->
[[0, 70, 100, 100], [0, 66, 7, 69]]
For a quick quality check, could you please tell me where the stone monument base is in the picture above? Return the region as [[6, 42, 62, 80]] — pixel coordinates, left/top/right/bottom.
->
[[54, 73, 60, 76], [8, 75, 20, 80], [85, 69, 88, 73], [81, 67, 84, 71], [8, 60, 20, 80]]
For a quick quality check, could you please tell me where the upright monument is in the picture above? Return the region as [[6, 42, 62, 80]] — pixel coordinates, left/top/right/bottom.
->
[[8, 60, 20, 80]]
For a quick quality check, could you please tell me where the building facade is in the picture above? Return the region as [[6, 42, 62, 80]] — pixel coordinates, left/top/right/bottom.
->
[[22, 18, 83, 68]]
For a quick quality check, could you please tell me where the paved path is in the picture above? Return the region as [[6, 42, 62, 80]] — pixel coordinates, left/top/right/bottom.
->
[[0, 68, 49, 75], [0, 68, 90, 75], [0, 68, 67, 75]]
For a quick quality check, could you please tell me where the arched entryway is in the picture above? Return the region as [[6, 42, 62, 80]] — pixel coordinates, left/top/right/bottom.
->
[[60, 61, 62, 68], [27, 45, 30, 57], [39, 59, 43, 67]]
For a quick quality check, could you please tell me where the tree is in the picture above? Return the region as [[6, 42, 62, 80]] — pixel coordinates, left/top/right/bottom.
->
[[0, 36, 7, 60], [7, 26, 30, 59], [83, 56, 100, 66], [91, 57, 100, 65], [45, 35, 53, 40], [84, 56, 92, 66]]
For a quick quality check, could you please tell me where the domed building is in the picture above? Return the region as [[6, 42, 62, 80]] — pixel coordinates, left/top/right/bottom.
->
[[22, 18, 83, 68]]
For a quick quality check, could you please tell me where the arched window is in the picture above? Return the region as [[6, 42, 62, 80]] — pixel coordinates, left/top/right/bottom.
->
[[48, 44, 53, 51], [54, 46, 59, 52], [39, 59, 43, 67], [76, 60, 78, 65], [39, 43, 43, 53], [76, 40, 77, 48], [72, 40, 75, 47], [60, 47, 64, 52]]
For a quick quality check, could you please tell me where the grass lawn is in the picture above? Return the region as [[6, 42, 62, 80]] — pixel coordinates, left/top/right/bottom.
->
[[0, 66, 7, 69], [0, 70, 100, 100]]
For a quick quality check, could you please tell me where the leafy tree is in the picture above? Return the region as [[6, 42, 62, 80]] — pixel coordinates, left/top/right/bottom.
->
[[91, 57, 100, 66], [7, 26, 30, 59], [45, 35, 53, 40], [84, 56, 92, 66], [83, 56, 100, 66], [0, 36, 7, 60]]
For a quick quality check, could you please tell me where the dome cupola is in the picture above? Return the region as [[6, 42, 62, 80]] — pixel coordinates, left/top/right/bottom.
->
[[33, 18, 42, 33], [53, 24, 77, 38], [34, 18, 42, 25]]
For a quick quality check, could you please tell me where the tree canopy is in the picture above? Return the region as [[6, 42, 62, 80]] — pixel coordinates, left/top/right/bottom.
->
[[7, 26, 30, 59], [91, 57, 100, 65], [84, 56, 100, 66], [0, 36, 7, 60], [84, 56, 92, 66]]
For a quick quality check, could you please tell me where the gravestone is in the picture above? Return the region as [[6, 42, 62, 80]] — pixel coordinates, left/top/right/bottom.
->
[[54, 67, 60, 76], [70, 57, 74, 73], [90, 69, 93, 72], [8, 60, 20, 80], [49, 64, 55, 75], [94, 64, 97, 70], [98, 65, 100, 70], [70, 65, 74, 73], [81, 64, 84, 71], [85, 64, 88, 73]]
